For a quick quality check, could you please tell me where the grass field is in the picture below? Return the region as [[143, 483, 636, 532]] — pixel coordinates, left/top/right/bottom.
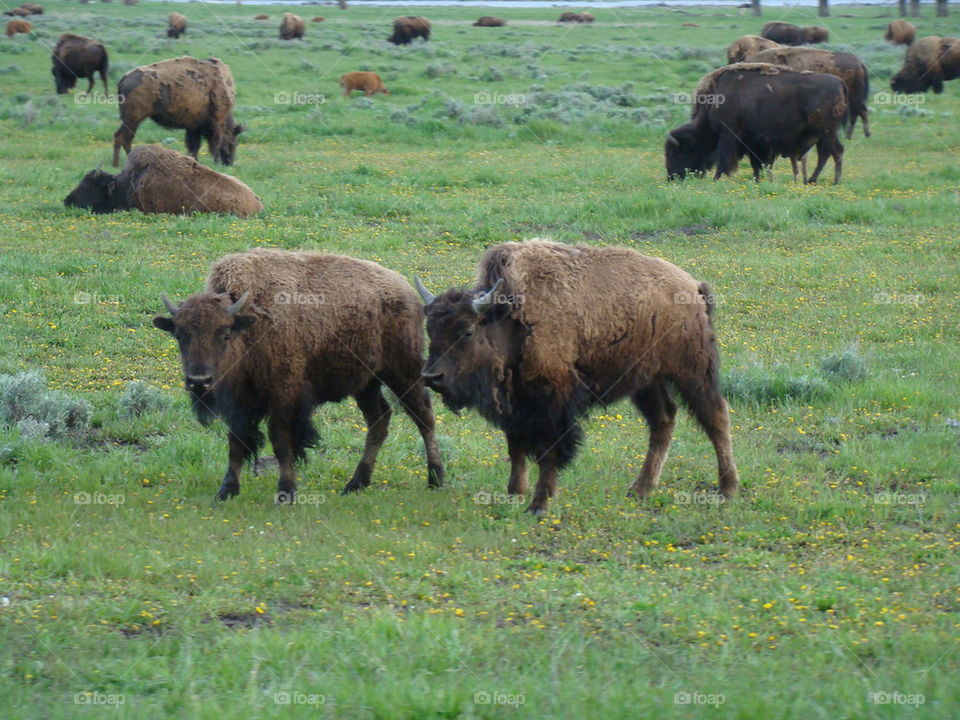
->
[[1, 1, 959, 717]]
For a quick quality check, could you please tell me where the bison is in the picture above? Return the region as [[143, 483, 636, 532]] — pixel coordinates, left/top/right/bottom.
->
[[4, 7, 30, 17], [167, 12, 187, 39], [473, 16, 506, 27], [558, 12, 594, 23], [6, 19, 31, 37], [416, 239, 738, 516], [254, 14, 268, 21], [280, 12, 305, 40], [891, 36, 960, 93], [726, 34, 779, 64], [746, 46, 870, 138], [311, 16, 325, 22], [21, 2, 42, 12], [152, 248, 445, 503], [340, 71, 389, 97], [665, 64, 847, 184], [65, 145, 263, 217], [388, 16, 430, 45], [885, 19, 916, 46], [761, 21, 828, 45], [52, 33, 108, 95], [113, 56, 244, 168]]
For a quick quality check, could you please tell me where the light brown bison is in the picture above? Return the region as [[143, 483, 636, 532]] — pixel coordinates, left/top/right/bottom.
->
[[6, 19, 31, 37], [311, 16, 325, 22], [340, 71, 389, 97], [726, 34, 779, 64], [474, 16, 506, 27], [21, 2, 42, 12], [892, 36, 960, 93], [761, 21, 828, 45], [52, 33, 108, 95], [885, 19, 916, 46], [167, 12, 187, 39], [558, 12, 595, 23], [280, 12, 305, 40], [65, 145, 263, 217], [747, 46, 870, 138], [417, 239, 738, 516], [388, 16, 430, 45], [254, 14, 268, 21], [153, 248, 445, 503], [113, 56, 244, 167]]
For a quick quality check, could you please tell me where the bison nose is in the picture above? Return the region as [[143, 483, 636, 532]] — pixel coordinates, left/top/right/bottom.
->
[[421, 369, 444, 390], [186, 375, 213, 393]]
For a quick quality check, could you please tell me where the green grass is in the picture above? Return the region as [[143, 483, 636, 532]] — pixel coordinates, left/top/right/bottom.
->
[[1, 2, 959, 718]]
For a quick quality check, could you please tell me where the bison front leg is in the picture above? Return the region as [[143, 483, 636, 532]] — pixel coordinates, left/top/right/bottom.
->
[[267, 414, 298, 503], [342, 381, 392, 494], [216, 430, 249, 501], [628, 383, 677, 499], [112, 120, 139, 167], [506, 435, 528, 495], [185, 129, 202, 160], [527, 451, 560, 517], [391, 382, 444, 488]]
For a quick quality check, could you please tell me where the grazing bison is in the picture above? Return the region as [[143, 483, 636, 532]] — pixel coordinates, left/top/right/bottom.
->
[[726, 34, 779, 64], [152, 248, 445, 503], [665, 64, 847, 184], [6, 19, 31, 37], [167, 12, 187, 39], [254, 14, 268, 21], [885, 19, 916, 46], [761, 21, 828, 45], [474, 16, 506, 27], [65, 145, 263, 217], [388, 16, 430, 45], [417, 239, 738, 516], [558, 12, 594, 23], [113, 56, 243, 168], [21, 2, 42, 13], [4, 7, 30, 17], [891, 36, 960, 93], [747, 46, 870, 138], [311, 16, 325, 23], [52, 33, 108, 95], [280, 12, 305, 40], [340, 71, 389, 97]]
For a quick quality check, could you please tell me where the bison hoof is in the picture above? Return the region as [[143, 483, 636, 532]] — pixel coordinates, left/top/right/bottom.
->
[[215, 485, 239, 502], [341, 479, 366, 495], [275, 490, 296, 505], [524, 503, 548, 517], [427, 463, 445, 489]]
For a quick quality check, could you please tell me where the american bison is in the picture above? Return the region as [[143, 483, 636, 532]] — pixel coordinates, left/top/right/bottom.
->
[[153, 248, 445, 503], [6, 19, 31, 37], [416, 239, 738, 516], [280, 12, 305, 40], [4, 7, 30, 17], [747, 46, 870, 138], [311, 16, 325, 23], [474, 16, 506, 27], [885, 19, 916, 46], [52, 33, 108, 95], [167, 12, 187, 39], [113, 56, 244, 168], [340, 71, 389, 97], [666, 64, 847, 183], [726, 34, 779, 64], [21, 2, 42, 13], [761, 21, 828, 45], [892, 36, 960, 93], [388, 16, 430, 45], [65, 145, 263, 217], [254, 14, 268, 21], [558, 12, 594, 23]]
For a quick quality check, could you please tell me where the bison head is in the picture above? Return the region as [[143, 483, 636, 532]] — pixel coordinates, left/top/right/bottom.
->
[[804, 26, 829, 43], [216, 124, 245, 165], [52, 63, 75, 94], [64, 168, 125, 213], [665, 124, 713, 181], [891, 64, 939, 93], [153, 292, 256, 423]]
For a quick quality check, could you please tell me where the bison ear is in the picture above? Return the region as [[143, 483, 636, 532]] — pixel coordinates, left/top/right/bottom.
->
[[234, 124, 245, 135], [153, 315, 175, 333], [231, 314, 256, 333]]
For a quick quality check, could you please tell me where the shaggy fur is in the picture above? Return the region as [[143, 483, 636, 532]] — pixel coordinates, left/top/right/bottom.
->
[[152, 248, 445, 502], [340, 71, 389, 97], [473, 16, 506, 27], [167, 12, 187, 39], [51, 33, 108, 95], [892, 36, 960, 93], [558, 12, 594, 23], [885, 19, 916, 46], [6, 19, 31, 36], [64, 145, 263, 217], [421, 239, 738, 515], [113, 56, 243, 167], [726, 35, 780, 64], [280, 12, 305, 40], [761, 21, 828, 45], [388, 16, 430, 45]]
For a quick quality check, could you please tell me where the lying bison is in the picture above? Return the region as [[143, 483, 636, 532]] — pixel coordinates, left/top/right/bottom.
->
[[666, 64, 847, 183], [6, 19, 31, 37], [892, 36, 960, 93], [388, 16, 430, 45], [473, 16, 505, 27], [167, 12, 187, 39], [113, 56, 243, 167], [747, 46, 870, 138], [416, 239, 738, 516], [280, 12, 305, 40], [65, 145, 263, 216], [52, 33, 108, 95], [340, 71, 388, 97], [726, 34, 779, 64], [885, 19, 916, 46], [4, 7, 30, 16], [153, 248, 445, 503], [761, 21, 828, 45], [558, 12, 594, 23]]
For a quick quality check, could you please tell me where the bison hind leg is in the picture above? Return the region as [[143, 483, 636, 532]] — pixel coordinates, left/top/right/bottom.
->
[[628, 382, 678, 499], [673, 379, 739, 499], [341, 381, 392, 494], [389, 381, 444, 489]]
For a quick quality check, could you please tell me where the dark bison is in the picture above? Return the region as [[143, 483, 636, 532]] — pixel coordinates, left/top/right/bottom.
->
[[891, 36, 960, 93], [761, 21, 828, 45], [726, 34, 779, 64], [473, 16, 505, 27], [417, 239, 739, 516], [52, 33, 108, 95], [665, 64, 847, 184], [558, 12, 595, 23], [65, 145, 263, 217], [113, 56, 243, 167], [153, 248, 445, 503], [6, 19, 31, 37], [167, 12, 187, 39], [280, 12, 305, 40], [747, 46, 870, 138], [885, 19, 916, 46], [388, 16, 430, 45]]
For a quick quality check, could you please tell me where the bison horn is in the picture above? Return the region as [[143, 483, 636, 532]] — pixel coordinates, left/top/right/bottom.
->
[[161, 293, 179, 316], [666, 132, 680, 147], [227, 291, 250, 317], [414, 276, 435, 305], [472, 278, 504, 315]]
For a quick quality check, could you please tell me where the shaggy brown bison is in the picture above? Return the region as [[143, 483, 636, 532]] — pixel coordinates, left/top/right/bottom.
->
[[311, 16, 325, 22], [726, 34, 779, 64], [892, 36, 960, 93], [761, 21, 828, 45], [52, 33, 108, 95], [558, 12, 594, 23], [280, 12, 305, 40], [417, 239, 738, 516], [473, 16, 505, 27], [113, 56, 243, 167], [388, 16, 430, 45], [885, 19, 916, 46], [747, 46, 870, 138], [20, 2, 42, 12], [153, 248, 445, 503], [254, 14, 268, 21], [666, 64, 847, 183], [167, 12, 187, 39], [340, 71, 389, 97], [4, 7, 30, 17], [6, 19, 31, 37], [65, 145, 263, 216]]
